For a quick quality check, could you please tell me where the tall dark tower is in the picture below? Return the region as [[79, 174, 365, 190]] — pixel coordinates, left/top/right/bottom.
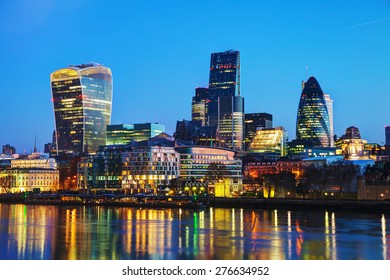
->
[[207, 50, 244, 150], [385, 126, 390, 146], [296, 76, 331, 147], [191, 87, 208, 126], [51, 63, 113, 155]]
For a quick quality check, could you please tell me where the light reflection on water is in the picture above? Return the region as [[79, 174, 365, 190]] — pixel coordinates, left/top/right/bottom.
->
[[0, 203, 389, 260]]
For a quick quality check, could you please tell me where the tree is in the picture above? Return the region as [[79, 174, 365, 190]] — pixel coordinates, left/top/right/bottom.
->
[[328, 160, 359, 194], [299, 164, 332, 198], [0, 175, 17, 194], [205, 162, 228, 183]]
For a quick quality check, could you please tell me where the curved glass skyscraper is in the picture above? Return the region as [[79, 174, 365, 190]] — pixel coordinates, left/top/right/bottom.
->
[[296, 76, 331, 147], [51, 63, 113, 155]]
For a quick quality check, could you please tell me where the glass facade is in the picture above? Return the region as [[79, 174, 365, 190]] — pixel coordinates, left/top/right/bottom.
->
[[244, 113, 273, 149], [175, 146, 242, 180], [132, 123, 165, 142], [121, 146, 180, 193], [296, 76, 331, 147], [218, 96, 244, 150], [191, 87, 208, 126], [207, 50, 243, 150], [51, 63, 113, 155], [106, 124, 134, 145], [323, 93, 334, 147], [247, 126, 287, 156]]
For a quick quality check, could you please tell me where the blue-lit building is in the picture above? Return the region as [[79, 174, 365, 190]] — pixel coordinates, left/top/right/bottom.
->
[[106, 122, 165, 145], [51, 63, 113, 155], [296, 76, 331, 147]]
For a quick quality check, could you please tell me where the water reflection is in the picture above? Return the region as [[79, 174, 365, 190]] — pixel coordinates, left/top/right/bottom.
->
[[0, 203, 388, 260]]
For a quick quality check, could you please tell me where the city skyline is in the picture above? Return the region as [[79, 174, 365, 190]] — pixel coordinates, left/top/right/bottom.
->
[[1, 0, 389, 153]]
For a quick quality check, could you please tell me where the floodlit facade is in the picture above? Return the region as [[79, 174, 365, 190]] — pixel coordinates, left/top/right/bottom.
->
[[121, 146, 180, 193], [51, 63, 113, 155], [175, 146, 242, 180], [244, 113, 273, 149], [340, 126, 369, 160], [296, 76, 331, 147], [247, 126, 287, 156], [0, 154, 59, 193]]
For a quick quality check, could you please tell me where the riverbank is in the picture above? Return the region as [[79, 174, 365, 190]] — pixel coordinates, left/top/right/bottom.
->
[[2, 194, 390, 213], [209, 197, 390, 213]]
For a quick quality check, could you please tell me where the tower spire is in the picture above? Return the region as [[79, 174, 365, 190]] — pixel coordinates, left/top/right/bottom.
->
[[33, 136, 37, 153]]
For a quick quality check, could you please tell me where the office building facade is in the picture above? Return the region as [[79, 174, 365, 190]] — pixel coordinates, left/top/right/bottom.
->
[[247, 126, 287, 157], [244, 113, 273, 149], [51, 63, 113, 155], [191, 87, 209, 126], [207, 50, 244, 150], [296, 76, 331, 147], [323, 93, 334, 147]]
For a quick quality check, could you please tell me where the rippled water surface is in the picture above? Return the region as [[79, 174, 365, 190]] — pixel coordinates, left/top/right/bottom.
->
[[0, 203, 389, 260]]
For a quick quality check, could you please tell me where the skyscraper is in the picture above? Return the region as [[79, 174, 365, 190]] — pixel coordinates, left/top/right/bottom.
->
[[323, 93, 334, 147], [208, 50, 244, 150], [296, 76, 331, 147], [51, 63, 113, 155], [191, 87, 208, 126], [385, 126, 390, 146]]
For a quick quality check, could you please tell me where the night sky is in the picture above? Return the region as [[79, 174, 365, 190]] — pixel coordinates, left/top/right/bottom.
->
[[1, 0, 389, 153]]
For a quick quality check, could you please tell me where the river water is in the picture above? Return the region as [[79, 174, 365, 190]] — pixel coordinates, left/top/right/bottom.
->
[[0, 203, 389, 260]]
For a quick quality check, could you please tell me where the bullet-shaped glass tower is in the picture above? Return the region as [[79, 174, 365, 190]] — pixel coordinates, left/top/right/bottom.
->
[[296, 76, 331, 147]]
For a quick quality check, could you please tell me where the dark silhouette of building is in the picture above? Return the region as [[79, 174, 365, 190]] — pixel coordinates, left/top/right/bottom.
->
[[2, 144, 16, 155], [192, 87, 209, 126], [385, 126, 390, 146], [174, 119, 218, 147]]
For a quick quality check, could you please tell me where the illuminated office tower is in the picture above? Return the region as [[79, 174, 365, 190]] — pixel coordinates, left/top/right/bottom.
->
[[106, 124, 134, 145], [208, 50, 244, 150], [323, 93, 334, 147], [244, 113, 273, 149], [247, 126, 287, 157], [296, 76, 331, 147], [51, 63, 113, 155], [107, 123, 165, 145], [192, 87, 208, 126]]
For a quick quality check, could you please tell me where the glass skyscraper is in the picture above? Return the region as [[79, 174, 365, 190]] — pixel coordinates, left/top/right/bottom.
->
[[208, 50, 244, 150], [51, 63, 113, 155], [296, 76, 331, 147], [191, 87, 208, 126], [323, 93, 334, 147]]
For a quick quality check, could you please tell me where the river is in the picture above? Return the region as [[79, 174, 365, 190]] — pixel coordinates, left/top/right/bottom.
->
[[0, 203, 388, 260]]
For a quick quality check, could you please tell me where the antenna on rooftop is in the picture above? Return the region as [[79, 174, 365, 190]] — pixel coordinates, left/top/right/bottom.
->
[[305, 66, 308, 80], [33, 135, 37, 153]]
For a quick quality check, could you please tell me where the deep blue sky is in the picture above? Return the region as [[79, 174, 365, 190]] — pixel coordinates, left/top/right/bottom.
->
[[1, 0, 389, 153]]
